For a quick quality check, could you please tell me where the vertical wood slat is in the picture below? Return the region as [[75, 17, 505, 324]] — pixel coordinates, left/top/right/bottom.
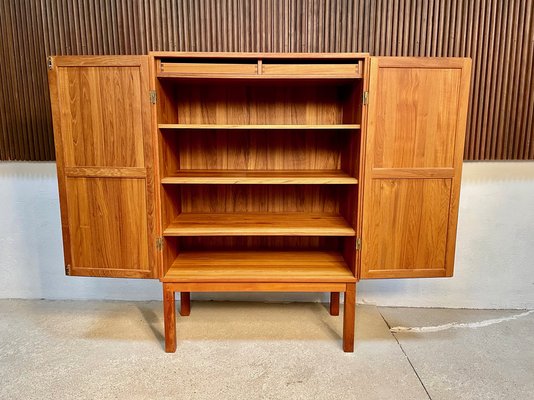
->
[[0, 0, 533, 160]]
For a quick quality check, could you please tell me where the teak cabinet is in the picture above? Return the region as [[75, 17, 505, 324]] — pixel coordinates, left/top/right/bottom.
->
[[48, 52, 471, 352]]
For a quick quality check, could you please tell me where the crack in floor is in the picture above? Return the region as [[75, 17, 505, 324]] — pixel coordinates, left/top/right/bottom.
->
[[388, 309, 534, 333], [378, 309, 432, 400]]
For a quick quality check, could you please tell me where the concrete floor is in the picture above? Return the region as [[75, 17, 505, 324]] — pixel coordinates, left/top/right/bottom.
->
[[0, 300, 532, 400]]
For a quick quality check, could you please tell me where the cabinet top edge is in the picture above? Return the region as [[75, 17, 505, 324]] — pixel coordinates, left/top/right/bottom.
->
[[149, 51, 370, 59], [371, 56, 472, 61]]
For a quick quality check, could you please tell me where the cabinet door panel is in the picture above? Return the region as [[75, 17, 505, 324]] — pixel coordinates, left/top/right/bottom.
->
[[362, 179, 451, 278], [360, 57, 471, 279], [49, 56, 157, 278], [65, 178, 150, 276], [372, 67, 461, 169], [59, 66, 145, 168]]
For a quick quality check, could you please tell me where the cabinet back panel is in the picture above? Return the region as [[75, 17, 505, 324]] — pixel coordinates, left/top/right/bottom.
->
[[179, 236, 342, 251], [179, 185, 346, 213], [164, 130, 348, 172], [58, 67, 145, 168], [164, 82, 355, 125]]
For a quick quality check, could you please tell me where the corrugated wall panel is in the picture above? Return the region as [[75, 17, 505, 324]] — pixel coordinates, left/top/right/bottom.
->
[[0, 0, 533, 160], [0, 0, 54, 160]]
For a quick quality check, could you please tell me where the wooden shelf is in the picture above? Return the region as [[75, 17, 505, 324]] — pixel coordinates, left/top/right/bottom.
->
[[162, 251, 356, 283], [158, 124, 360, 130], [162, 170, 358, 184], [163, 213, 355, 236]]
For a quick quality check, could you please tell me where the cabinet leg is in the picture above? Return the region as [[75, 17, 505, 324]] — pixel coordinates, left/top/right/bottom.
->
[[343, 283, 356, 352], [163, 284, 176, 353], [330, 292, 340, 316], [180, 292, 191, 316]]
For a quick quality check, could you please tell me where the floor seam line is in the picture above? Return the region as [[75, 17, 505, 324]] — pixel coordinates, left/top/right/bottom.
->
[[378, 309, 432, 400]]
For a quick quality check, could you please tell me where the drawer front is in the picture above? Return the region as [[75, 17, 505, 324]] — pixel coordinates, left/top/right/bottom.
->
[[160, 62, 258, 75], [262, 63, 360, 77]]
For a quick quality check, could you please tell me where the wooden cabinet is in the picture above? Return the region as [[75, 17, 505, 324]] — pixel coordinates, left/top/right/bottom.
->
[[48, 52, 471, 352]]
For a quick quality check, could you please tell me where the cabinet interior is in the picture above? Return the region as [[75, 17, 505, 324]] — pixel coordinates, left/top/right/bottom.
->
[[157, 80, 362, 125], [155, 59, 364, 281], [160, 129, 360, 177]]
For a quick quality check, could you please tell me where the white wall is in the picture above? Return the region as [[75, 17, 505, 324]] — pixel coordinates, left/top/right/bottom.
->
[[0, 161, 533, 309]]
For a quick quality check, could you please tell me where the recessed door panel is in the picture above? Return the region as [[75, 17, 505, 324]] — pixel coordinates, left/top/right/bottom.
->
[[58, 66, 145, 168], [372, 68, 461, 169], [362, 179, 451, 278], [65, 177, 150, 275]]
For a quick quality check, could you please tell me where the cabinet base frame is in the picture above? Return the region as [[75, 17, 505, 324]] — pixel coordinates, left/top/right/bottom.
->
[[162, 282, 356, 353]]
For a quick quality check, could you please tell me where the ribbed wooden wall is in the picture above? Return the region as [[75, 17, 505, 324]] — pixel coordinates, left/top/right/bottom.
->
[[1, 0, 533, 160], [0, 0, 53, 160]]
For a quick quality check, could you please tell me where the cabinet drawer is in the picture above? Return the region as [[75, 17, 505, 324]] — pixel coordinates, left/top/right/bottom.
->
[[159, 61, 258, 76], [262, 63, 361, 77]]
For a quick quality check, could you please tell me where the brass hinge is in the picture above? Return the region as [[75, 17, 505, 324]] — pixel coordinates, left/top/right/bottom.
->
[[356, 238, 362, 251], [47, 57, 53, 70], [149, 90, 157, 104], [156, 237, 164, 251], [65, 264, 71, 276], [362, 91, 369, 106]]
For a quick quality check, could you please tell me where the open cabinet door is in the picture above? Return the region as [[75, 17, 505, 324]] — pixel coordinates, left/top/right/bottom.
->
[[48, 56, 158, 278], [360, 57, 471, 279]]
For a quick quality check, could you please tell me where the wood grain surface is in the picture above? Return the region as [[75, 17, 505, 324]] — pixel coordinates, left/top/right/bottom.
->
[[162, 251, 355, 283], [65, 177, 150, 273], [360, 57, 471, 279], [162, 129, 358, 175], [49, 56, 157, 278], [161, 170, 358, 184], [58, 66, 145, 168], [177, 185, 349, 214], [164, 213, 355, 237], [164, 82, 356, 125]]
